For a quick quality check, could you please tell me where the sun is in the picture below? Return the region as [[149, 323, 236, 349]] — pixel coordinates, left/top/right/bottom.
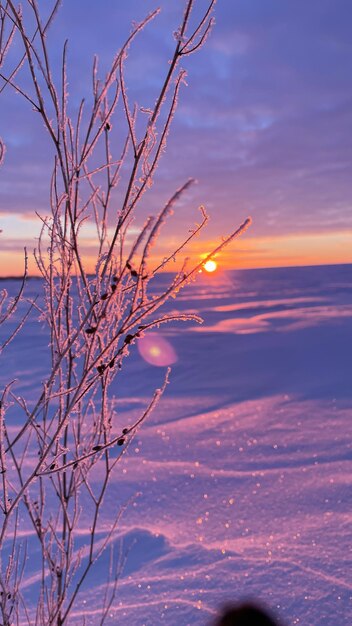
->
[[203, 259, 217, 273]]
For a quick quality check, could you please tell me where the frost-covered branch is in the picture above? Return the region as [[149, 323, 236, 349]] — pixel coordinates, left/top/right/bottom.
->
[[0, 0, 250, 623]]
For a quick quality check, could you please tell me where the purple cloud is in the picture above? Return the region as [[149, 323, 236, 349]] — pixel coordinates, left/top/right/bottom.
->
[[0, 0, 351, 261]]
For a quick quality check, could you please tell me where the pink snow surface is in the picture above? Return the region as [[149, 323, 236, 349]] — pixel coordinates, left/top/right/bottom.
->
[[3, 264, 352, 625]]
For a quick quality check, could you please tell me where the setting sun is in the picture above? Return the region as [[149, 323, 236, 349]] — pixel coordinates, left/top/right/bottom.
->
[[203, 259, 217, 273]]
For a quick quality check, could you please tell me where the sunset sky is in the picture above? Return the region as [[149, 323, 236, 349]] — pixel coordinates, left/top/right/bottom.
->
[[0, 0, 351, 275]]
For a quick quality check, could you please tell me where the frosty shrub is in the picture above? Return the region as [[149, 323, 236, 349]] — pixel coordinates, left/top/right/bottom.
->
[[0, 1, 250, 623], [0, 2, 29, 355]]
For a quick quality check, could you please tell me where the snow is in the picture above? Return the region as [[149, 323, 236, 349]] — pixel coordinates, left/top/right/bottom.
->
[[1, 263, 351, 625]]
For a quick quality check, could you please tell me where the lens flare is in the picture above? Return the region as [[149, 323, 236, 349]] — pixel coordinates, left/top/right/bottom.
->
[[137, 332, 177, 367], [204, 259, 217, 272]]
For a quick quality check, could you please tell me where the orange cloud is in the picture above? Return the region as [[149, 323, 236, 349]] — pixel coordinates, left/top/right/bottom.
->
[[184, 230, 352, 270], [0, 225, 350, 276]]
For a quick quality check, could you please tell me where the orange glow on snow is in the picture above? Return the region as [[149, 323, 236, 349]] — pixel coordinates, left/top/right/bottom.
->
[[137, 333, 177, 367], [150, 346, 161, 357]]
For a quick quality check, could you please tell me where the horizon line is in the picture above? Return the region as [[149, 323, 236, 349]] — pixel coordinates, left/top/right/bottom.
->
[[0, 260, 351, 280]]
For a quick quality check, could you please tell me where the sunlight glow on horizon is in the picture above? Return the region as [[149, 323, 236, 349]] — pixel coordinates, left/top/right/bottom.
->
[[0, 222, 351, 276], [203, 259, 217, 273]]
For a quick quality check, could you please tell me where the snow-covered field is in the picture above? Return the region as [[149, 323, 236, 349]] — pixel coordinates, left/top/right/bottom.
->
[[1, 264, 351, 625]]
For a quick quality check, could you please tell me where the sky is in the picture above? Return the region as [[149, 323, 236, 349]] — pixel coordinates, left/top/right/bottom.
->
[[0, 0, 351, 275]]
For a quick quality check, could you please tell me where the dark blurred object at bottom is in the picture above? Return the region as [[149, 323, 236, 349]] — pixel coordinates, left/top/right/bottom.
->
[[214, 602, 283, 626]]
